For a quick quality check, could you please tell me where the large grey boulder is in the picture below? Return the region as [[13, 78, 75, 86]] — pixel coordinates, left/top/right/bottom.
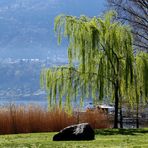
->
[[53, 123, 95, 141]]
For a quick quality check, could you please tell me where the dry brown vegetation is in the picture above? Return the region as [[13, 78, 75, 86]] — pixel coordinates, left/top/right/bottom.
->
[[0, 104, 110, 135], [78, 109, 110, 129]]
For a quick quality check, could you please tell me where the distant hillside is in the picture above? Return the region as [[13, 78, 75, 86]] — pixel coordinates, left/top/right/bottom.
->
[[0, 58, 67, 102], [0, 0, 105, 59], [0, 0, 106, 104]]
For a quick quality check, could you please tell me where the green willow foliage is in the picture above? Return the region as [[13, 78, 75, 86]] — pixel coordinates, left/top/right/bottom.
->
[[135, 52, 148, 100], [41, 11, 148, 110]]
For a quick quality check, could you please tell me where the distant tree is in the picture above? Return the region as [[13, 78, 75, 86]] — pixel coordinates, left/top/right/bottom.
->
[[134, 52, 148, 128], [41, 11, 140, 128], [107, 0, 148, 52]]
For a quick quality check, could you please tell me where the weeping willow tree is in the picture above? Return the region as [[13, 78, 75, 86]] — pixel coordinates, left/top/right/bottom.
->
[[133, 52, 148, 128], [41, 11, 147, 128]]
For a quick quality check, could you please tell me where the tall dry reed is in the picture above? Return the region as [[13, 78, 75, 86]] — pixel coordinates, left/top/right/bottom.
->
[[0, 104, 110, 135], [78, 109, 110, 129]]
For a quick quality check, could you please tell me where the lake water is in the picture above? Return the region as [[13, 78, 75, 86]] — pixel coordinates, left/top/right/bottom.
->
[[0, 100, 48, 108], [0, 98, 97, 111]]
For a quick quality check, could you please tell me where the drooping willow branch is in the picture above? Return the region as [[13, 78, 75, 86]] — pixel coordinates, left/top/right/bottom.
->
[[41, 11, 148, 111]]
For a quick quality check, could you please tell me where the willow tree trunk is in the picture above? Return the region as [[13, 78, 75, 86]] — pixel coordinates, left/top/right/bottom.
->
[[134, 66, 139, 128], [119, 89, 123, 128], [114, 80, 119, 128], [136, 100, 139, 128], [119, 106, 123, 128]]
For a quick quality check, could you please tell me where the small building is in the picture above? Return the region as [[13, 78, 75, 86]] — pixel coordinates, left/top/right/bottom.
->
[[97, 104, 114, 113], [85, 102, 114, 113]]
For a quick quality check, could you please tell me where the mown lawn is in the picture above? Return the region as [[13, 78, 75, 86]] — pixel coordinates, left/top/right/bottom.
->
[[0, 128, 148, 148]]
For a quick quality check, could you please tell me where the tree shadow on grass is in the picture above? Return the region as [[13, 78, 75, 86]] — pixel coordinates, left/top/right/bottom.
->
[[95, 128, 148, 135]]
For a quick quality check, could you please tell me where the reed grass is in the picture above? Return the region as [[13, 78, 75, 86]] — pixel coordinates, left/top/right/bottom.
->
[[79, 109, 110, 129], [0, 104, 110, 134]]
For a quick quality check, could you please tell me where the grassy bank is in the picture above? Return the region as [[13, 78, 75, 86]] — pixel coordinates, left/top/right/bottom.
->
[[0, 128, 148, 148]]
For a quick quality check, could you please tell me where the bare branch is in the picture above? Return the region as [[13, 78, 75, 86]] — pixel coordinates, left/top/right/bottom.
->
[[107, 0, 148, 51]]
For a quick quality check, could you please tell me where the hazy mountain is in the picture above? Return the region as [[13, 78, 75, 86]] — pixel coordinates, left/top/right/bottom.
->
[[0, 0, 106, 59], [0, 58, 43, 101], [0, 58, 68, 102], [0, 0, 106, 104]]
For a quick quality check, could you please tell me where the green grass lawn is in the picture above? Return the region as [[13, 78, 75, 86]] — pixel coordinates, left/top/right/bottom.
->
[[0, 129, 148, 148]]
